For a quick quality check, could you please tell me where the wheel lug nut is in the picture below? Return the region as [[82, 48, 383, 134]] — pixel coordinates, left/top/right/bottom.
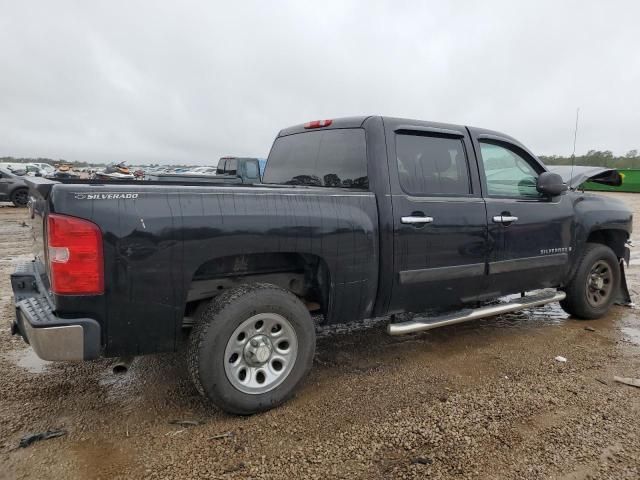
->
[[250, 339, 259, 347]]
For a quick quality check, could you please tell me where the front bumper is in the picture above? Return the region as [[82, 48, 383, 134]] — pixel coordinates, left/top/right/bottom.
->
[[10, 261, 101, 361]]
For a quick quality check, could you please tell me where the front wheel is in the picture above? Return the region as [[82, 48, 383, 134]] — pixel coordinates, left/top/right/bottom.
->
[[560, 243, 620, 319], [187, 283, 316, 415]]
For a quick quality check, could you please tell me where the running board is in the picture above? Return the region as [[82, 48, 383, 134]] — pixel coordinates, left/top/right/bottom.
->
[[387, 291, 566, 336]]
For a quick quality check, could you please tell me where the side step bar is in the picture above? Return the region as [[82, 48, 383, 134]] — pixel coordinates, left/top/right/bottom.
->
[[387, 291, 566, 336]]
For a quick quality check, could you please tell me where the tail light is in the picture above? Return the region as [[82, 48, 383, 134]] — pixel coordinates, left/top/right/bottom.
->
[[304, 119, 332, 129], [47, 214, 104, 295]]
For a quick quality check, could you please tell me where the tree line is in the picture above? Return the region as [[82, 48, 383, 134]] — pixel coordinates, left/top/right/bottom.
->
[[540, 150, 640, 169], [0, 156, 94, 167], [0, 157, 187, 168]]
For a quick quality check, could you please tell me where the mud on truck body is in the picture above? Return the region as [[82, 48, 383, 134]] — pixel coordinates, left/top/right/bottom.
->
[[11, 116, 632, 414]]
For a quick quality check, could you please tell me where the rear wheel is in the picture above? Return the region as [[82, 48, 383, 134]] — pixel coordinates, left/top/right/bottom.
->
[[187, 283, 315, 415], [560, 243, 620, 319], [10, 188, 28, 207]]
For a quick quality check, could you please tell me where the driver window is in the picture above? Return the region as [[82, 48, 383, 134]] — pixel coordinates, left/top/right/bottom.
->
[[479, 141, 540, 198]]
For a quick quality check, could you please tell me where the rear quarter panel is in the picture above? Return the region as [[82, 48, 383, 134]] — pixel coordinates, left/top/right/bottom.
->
[[49, 184, 379, 356]]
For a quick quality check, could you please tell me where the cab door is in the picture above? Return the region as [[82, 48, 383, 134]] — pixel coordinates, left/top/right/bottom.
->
[[386, 121, 489, 314], [470, 131, 574, 295]]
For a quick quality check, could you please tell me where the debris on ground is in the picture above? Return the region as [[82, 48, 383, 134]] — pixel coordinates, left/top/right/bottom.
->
[[223, 463, 245, 474], [18, 429, 67, 448], [595, 377, 608, 385], [613, 376, 640, 388], [411, 457, 433, 465], [209, 432, 234, 440], [585, 326, 597, 332], [168, 419, 205, 427], [555, 356, 568, 363]]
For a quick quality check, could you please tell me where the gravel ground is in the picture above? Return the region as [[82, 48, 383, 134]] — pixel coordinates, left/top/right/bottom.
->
[[1, 193, 639, 479]]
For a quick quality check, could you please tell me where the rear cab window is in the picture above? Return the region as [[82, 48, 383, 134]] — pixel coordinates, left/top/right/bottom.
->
[[263, 129, 368, 189]]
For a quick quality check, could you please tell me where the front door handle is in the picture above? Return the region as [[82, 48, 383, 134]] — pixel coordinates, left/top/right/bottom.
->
[[401, 216, 434, 225], [492, 215, 519, 224]]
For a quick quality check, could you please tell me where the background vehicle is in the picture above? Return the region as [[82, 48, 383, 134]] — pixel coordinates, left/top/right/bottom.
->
[[0, 167, 29, 206], [0, 162, 30, 172], [215, 156, 261, 181], [30, 162, 55, 176], [145, 157, 261, 183], [187, 166, 218, 175], [93, 162, 135, 180], [11, 116, 632, 414], [0, 162, 50, 176], [47, 164, 79, 180]]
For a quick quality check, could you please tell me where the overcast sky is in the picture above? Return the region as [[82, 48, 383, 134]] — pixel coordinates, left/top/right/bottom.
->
[[1, 1, 639, 165]]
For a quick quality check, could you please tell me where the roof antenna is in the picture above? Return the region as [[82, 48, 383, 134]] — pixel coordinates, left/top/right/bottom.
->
[[570, 107, 580, 187]]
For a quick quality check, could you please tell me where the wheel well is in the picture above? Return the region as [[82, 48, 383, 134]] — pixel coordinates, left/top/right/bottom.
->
[[184, 252, 331, 323], [586, 229, 628, 259]]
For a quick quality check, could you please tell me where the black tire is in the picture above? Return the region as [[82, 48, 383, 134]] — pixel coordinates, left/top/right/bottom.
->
[[187, 283, 315, 415], [560, 243, 620, 319], [10, 188, 28, 207]]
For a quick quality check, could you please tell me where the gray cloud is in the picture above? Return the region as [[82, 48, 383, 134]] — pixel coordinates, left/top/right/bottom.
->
[[1, 0, 639, 164]]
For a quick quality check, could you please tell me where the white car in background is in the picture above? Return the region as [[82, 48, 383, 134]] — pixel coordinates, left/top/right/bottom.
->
[[186, 166, 218, 175], [0, 162, 55, 176], [30, 163, 55, 175]]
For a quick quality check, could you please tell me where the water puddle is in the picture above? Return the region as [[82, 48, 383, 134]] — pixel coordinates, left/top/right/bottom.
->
[[490, 301, 569, 329], [621, 326, 640, 345], [6, 348, 51, 373], [316, 290, 570, 339]]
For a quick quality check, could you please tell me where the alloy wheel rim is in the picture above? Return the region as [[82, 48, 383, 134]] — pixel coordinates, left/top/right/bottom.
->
[[224, 313, 298, 395], [15, 191, 28, 205]]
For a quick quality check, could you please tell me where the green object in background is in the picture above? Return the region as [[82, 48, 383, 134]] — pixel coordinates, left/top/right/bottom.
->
[[584, 169, 640, 193]]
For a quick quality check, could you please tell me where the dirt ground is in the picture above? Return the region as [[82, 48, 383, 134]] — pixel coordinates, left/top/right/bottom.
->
[[1, 192, 639, 480]]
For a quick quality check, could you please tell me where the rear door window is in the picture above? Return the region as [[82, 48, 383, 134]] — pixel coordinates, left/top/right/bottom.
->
[[263, 129, 368, 189], [395, 134, 471, 196]]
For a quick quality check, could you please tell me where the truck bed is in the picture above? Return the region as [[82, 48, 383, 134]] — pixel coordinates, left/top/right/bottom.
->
[[24, 177, 379, 357]]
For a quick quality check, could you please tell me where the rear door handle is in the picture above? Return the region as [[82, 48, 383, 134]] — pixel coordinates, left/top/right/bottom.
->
[[492, 215, 519, 224], [401, 216, 434, 225]]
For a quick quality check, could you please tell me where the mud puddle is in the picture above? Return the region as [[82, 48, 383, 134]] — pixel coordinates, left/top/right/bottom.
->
[[621, 326, 640, 345], [316, 290, 570, 340], [4, 348, 51, 373]]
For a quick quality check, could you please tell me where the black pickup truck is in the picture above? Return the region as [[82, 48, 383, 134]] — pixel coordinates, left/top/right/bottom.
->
[[11, 116, 632, 414]]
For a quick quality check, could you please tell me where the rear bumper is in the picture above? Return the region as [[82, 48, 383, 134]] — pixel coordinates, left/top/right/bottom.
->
[[11, 261, 101, 361]]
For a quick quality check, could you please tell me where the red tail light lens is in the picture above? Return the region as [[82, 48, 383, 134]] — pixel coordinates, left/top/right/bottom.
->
[[47, 214, 104, 295], [304, 119, 332, 129]]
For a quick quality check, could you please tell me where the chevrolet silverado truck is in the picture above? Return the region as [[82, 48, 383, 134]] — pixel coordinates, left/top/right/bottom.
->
[[11, 116, 632, 414]]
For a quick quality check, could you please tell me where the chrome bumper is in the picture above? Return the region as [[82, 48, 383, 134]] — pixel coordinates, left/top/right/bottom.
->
[[11, 261, 101, 361], [19, 318, 86, 361]]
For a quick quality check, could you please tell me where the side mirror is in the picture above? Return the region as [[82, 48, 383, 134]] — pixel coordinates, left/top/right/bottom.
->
[[537, 171, 567, 197]]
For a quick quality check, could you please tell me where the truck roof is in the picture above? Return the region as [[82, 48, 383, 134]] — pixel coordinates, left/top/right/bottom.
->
[[277, 116, 522, 147], [278, 116, 372, 137]]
